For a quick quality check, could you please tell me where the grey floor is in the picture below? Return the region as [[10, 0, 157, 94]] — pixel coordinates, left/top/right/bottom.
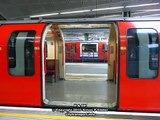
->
[[45, 79, 117, 107], [65, 63, 108, 75], [65, 63, 108, 80], [45, 62, 116, 107]]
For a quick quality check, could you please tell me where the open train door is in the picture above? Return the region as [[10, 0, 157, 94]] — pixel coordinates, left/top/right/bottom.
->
[[42, 24, 65, 104], [43, 25, 65, 82], [118, 21, 160, 112], [0, 23, 46, 106]]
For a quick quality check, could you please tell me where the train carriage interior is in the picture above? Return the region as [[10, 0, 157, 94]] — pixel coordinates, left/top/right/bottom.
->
[[43, 23, 118, 108]]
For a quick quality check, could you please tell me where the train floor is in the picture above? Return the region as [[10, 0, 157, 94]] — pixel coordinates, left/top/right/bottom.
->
[[45, 79, 117, 108]]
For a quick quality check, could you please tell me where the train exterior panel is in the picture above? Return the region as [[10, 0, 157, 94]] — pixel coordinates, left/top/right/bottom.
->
[[80, 42, 98, 60], [0, 23, 46, 106], [118, 21, 160, 112], [65, 41, 108, 62], [98, 42, 108, 61], [0, 20, 160, 112], [65, 42, 80, 61]]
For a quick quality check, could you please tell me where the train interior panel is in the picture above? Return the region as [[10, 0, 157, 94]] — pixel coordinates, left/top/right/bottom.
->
[[45, 30, 56, 82], [42, 23, 118, 108]]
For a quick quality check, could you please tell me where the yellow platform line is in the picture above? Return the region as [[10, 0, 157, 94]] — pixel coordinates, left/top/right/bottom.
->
[[0, 112, 128, 120]]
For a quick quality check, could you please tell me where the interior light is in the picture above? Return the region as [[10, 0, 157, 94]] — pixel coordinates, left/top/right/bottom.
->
[[30, 13, 59, 18], [60, 10, 90, 14], [126, 3, 159, 8], [92, 6, 124, 11]]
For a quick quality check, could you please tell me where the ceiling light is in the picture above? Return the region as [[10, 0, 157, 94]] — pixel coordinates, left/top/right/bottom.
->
[[105, 14, 122, 17], [132, 11, 150, 15], [136, 9, 160, 12], [92, 6, 124, 11], [132, 9, 160, 15], [126, 3, 159, 8], [30, 13, 59, 18], [99, 14, 121, 18], [60, 10, 90, 14], [142, 14, 160, 17]]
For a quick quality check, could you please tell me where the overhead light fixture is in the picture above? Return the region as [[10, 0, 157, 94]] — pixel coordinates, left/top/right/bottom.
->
[[104, 14, 122, 17], [136, 9, 160, 12], [92, 6, 124, 11], [60, 10, 90, 14], [99, 14, 121, 18], [126, 3, 159, 8], [30, 13, 59, 18], [142, 14, 160, 17], [132, 11, 150, 15], [132, 9, 160, 15]]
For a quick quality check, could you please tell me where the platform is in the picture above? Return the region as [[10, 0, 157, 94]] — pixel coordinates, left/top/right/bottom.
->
[[0, 106, 160, 120]]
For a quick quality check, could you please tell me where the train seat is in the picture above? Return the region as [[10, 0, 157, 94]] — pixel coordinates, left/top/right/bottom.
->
[[46, 60, 55, 75]]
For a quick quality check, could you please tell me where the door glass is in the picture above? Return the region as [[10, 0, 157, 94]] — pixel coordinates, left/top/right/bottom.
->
[[102, 44, 108, 53], [82, 44, 97, 52], [8, 31, 36, 76], [126, 29, 159, 78]]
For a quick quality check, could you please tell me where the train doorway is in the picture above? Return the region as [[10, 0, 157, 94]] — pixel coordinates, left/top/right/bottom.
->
[[42, 23, 119, 108], [62, 26, 109, 81]]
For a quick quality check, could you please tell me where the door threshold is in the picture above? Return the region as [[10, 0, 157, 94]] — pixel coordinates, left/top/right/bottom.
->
[[44, 99, 117, 108]]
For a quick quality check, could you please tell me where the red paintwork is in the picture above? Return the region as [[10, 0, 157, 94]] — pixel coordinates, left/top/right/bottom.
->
[[1, 21, 160, 112], [44, 42, 47, 74], [118, 21, 160, 112], [115, 43, 118, 80], [0, 23, 46, 106], [65, 41, 107, 61], [98, 42, 108, 61], [65, 42, 80, 60]]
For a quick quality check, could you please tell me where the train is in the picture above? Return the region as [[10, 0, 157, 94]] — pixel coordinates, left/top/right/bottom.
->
[[0, 18, 160, 112], [65, 41, 108, 62]]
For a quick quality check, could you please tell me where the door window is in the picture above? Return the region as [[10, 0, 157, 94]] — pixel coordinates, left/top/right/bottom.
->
[[8, 31, 36, 76], [102, 43, 108, 53], [82, 44, 97, 52], [126, 29, 159, 78]]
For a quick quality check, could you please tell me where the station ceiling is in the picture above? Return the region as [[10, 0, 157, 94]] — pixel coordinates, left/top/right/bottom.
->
[[0, 0, 160, 20]]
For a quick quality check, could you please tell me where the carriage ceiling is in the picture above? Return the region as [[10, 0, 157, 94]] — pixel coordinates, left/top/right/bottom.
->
[[0, 0, 160, 20]]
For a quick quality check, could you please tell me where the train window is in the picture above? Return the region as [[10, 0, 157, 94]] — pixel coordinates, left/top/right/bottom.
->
[[82, 44, 97, 52], [8, 31, 36, 76], [127, 28, 159, 79], [102, 44, 108, 53]]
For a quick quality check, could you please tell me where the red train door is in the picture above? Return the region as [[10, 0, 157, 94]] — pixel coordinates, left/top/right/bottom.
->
[[0, 23, 46, 106], [118, 21, 160, 112]]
